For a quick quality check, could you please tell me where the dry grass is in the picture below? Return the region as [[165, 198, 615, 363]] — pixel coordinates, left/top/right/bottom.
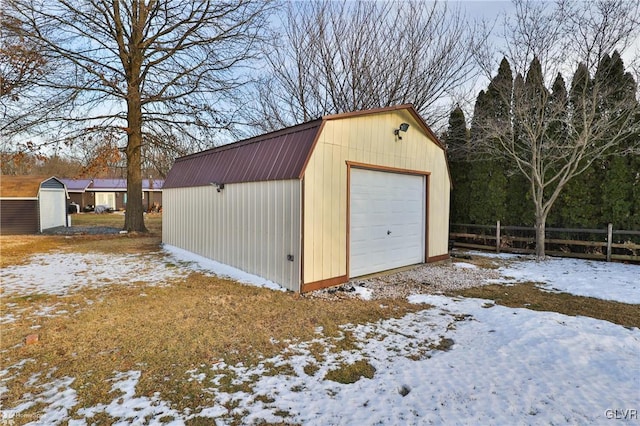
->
[[324, 359, 376, 384], [0, 213, 163, 268], [71, 212, 162, 233], [2, 255, 422, 420], [3, 283, 420, 416], [452, 283, 640, 329]]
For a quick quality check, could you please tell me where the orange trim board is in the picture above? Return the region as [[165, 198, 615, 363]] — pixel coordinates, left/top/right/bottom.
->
[[346, 161, 431, 177], [425, 174, 430, 263], [427, 254, 450, 263], [301, 275, 349, 293]]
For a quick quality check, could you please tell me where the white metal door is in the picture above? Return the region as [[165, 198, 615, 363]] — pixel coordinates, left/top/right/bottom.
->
[[95, 192, 116, 209], [39, 189, 67, 231], [350, 168, 425, 278]]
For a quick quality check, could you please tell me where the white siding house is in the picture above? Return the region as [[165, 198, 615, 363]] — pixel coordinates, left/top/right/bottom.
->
[[163, 105, 452, 292]]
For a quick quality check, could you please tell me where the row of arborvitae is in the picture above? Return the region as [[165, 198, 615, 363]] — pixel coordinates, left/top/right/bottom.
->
[[444, 51, 640, 231]]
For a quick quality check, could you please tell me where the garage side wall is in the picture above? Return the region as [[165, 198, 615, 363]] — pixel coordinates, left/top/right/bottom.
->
[[162, 180, 302, 292], [302, 111, 451, 286]]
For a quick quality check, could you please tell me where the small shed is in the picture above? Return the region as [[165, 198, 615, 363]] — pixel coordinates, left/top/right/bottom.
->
[[0, 176, 69, 234], [163, 105, 452, 292]]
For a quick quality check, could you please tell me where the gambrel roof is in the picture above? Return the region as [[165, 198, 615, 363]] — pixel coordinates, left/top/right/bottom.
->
[[0, 176, 67, 198], [164, 104, 445, 189]]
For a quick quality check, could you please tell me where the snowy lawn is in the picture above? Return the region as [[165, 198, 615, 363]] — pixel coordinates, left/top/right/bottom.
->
[[467, 251, 640, 304], [1, 247, 638, 425]]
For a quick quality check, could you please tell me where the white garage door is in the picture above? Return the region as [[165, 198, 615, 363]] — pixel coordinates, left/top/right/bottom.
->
[[350, 168, 425, 278]]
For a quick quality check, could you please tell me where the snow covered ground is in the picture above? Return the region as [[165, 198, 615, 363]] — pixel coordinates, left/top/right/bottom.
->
[[467, 251, 640, 304], [0, 244, 280, 300], [1, 249, 639, 425]]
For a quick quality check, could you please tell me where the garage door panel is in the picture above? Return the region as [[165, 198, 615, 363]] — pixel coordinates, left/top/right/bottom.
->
[[349, 168, 425, 278]]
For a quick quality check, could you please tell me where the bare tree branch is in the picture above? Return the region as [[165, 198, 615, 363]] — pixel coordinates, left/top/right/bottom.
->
[[245, 0, 488, 133], [471, 0, 639, 259], [1, 0, 274, 231]]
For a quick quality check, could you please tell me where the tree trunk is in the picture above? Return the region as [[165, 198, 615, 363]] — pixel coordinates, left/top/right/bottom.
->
[[534, 213, 546, 260], [123, 90, 147, 233]]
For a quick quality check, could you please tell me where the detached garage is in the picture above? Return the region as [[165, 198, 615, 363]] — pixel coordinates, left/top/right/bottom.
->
[[163, 105, 451, 292], [0, 176, 69, 234]]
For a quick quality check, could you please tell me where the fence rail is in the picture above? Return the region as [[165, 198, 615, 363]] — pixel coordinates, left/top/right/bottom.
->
[[449, 222, 640, 263]]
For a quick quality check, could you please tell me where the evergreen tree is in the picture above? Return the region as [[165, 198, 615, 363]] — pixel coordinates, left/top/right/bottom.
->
[[546, 73, 569, 227], [554, 63, 599, 228], [444, 106, 470, 224], [486, 58, 513, 130], [595, 51, 640, 229], [464, 59, 514, 225], [467, 86, 508, 225], [600, 156, 633, 228]]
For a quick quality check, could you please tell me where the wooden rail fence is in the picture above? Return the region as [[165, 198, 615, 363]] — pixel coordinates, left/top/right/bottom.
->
[[450, 222, 640, 263]]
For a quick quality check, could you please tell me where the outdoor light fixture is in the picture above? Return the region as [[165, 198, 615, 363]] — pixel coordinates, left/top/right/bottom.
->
[[210, 182, 225, 192], [394, 122, 410, 140]]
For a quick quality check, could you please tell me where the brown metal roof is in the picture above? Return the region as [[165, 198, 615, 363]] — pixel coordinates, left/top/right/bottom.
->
[[164, 104, 447, 189], [164, 119, 323, 188], [0, 176, 62, 198]]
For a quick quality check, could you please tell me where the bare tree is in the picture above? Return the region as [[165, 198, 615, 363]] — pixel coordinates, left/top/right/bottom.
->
[[0, 11, 46, 103], [473, 0, 640, 259], [245, 0, 488, 132], [2, 0, 273, 231]]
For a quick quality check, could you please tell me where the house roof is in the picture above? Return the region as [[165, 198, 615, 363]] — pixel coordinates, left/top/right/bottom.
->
[[164, 104, 446, 189], [164, 119, 323, 188], [0, 176, 65, 198], [60, 178, 92, 192], [59, 178, 164, 191], [89, 178, 127, 190]]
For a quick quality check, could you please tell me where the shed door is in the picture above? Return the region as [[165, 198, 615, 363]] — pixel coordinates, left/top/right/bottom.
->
[[350, 168, 425, 278], [39, 189, 67, 231]]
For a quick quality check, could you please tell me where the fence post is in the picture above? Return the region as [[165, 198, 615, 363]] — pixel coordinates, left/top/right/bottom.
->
[[496, 220, 501, 253], [606, 223, 613, 262]]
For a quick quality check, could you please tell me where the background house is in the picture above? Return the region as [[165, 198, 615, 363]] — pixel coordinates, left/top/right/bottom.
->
[[162, 105, 451, 292], [63, 179, 92, 211], [60, 178, 163, 211], [0, 176, 69, 234]]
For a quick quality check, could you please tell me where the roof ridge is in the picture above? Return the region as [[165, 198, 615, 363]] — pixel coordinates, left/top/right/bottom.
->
[[175, 119, 323, 163]]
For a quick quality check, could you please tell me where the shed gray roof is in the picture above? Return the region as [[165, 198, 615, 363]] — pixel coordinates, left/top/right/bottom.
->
[[164, 104, 445, 189], [164, 119, 323, 188]]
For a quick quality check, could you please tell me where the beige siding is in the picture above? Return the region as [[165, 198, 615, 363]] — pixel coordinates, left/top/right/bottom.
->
[[303, 110, 451, 284], [163, 180, 301, 291]]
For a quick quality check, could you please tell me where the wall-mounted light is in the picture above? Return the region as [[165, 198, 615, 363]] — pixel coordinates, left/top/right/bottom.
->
[[394, 122, 410, 140], [210, 182, 225, 192]]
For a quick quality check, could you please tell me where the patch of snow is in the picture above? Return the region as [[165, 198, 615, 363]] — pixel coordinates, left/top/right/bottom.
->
[[464, 250, 525, 259], [352, 285, 373, 300], [491, 256, 640, 304], [77, 370, 183, 424], [452, 262, 477, 269], [163, 244, 285, 292], [1, 252, 187, 297]]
